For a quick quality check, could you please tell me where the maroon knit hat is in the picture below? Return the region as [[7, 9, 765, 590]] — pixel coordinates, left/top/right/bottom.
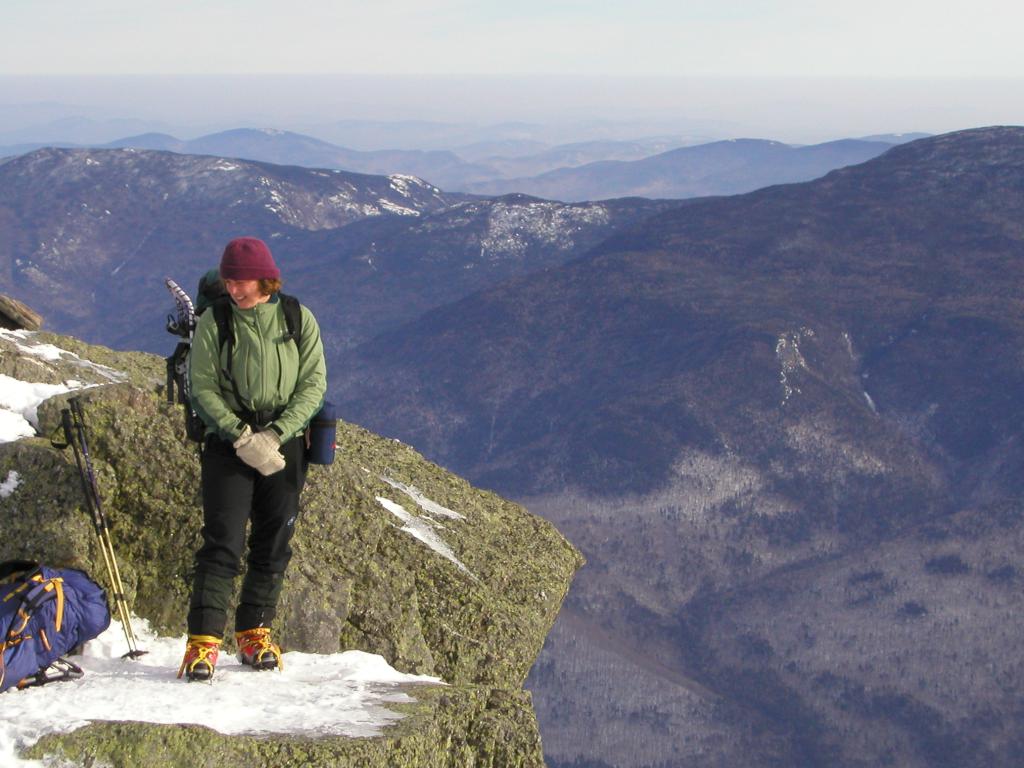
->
[[219, 237, 281, 281]]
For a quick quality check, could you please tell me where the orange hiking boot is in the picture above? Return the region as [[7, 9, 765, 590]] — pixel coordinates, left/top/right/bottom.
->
[[177, 634, 221, 681], [235, 627, 283, 671]]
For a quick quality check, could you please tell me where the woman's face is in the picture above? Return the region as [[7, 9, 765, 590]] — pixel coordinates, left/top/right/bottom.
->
[[223, 279, 268, 310]]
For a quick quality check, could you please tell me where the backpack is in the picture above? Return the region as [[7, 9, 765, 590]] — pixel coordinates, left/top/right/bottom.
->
[[0, 561, 111, 692], [165, 272, 303, 444]]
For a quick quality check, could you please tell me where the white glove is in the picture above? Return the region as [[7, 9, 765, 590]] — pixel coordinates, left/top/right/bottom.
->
[[233, 426, 285, 476]]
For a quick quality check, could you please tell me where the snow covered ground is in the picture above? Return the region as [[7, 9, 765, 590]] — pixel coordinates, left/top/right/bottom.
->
[[1, 617, 442, 766]]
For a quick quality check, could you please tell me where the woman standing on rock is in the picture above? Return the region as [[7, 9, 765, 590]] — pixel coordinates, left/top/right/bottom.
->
[[178, 237, 327, 681]]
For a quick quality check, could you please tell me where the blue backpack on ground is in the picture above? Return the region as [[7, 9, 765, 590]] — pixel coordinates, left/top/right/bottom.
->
[[0, 561, 110, 693]]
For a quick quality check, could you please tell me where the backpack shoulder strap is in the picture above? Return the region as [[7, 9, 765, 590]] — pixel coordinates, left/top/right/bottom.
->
[[211, 297, 242, 418], [279, 293, 302, 343], [211, 296, 234, 353]]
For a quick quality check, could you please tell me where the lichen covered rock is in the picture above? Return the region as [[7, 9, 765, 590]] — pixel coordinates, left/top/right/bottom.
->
[[0, 329, 581, 765]]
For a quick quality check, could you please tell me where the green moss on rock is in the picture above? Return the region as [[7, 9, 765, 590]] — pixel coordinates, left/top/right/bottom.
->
[[0, 329, 582, 765]]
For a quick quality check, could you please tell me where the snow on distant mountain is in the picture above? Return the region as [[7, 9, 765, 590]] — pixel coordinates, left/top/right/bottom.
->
[[0, 146, 674, 358], [0, 147, 457, 342], [0, 129, 495, 190], [99, 128, 497, 190]]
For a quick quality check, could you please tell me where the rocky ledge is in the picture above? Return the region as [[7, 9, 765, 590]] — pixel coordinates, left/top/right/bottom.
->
[[0, 325, 582, 767]]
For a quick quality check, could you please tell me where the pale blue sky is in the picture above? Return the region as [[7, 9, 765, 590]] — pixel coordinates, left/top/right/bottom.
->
[[1, 1, 1022, 143], [3, 0, 1022, 77]]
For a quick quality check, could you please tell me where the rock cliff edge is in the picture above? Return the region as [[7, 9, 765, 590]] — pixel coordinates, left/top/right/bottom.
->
[[0, 324, 582, 767]]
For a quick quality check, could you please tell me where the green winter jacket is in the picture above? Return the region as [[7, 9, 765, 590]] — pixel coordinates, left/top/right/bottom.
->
[[189, 295, 327, 442]]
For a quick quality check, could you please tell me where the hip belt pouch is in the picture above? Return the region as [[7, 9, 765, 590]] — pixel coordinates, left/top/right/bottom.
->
[[305, 400, 337, 465]]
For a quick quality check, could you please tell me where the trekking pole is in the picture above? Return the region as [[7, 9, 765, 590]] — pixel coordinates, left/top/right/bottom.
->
[[59, 397, 146, 659]]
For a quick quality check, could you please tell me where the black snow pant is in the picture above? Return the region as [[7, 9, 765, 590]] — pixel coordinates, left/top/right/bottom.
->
[[187, 432, 308, 638]]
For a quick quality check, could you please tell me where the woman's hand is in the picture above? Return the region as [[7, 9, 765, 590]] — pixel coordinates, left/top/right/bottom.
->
[[233, 426, 286, 476]]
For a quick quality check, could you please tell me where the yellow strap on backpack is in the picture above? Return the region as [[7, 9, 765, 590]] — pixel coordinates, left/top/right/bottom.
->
[[51, 579, 65, 633]]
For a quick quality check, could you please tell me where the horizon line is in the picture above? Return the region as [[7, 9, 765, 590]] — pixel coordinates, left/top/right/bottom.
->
[[4, 73, 1024, 81]]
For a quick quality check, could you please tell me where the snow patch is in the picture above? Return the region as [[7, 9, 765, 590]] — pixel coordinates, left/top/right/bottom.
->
[[376, 497, 472, 575], [325, 193, 383, 219], [1, 617, 442, 766], [864, 391, 878, 413], [776, 328, 813, 405], [377, 198, 419, 217], [380, 477, 464, 520], [0, 330, 127, 383], [0, 409, 35, 442], [0, 375, 89, 441], [1, 331, 64, 361], [0, 332, 134, 442], [388, 174, 424, 197], [480, 201, 609, 258], [0, 470, 21, 497], [842, 331, 856, 360]]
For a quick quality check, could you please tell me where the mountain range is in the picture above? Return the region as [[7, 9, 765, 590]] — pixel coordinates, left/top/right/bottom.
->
[[0, 129, 495, 191], [0, 147, 676, 356], [337, 127, 1024, 500], [332, 126, 1024, 767], [1, 127, 1021, 766], [0, 147, 456, 346], [0, 128, 912, 202], [462, 137, 897, 200], [0, 109, 727, 154]]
